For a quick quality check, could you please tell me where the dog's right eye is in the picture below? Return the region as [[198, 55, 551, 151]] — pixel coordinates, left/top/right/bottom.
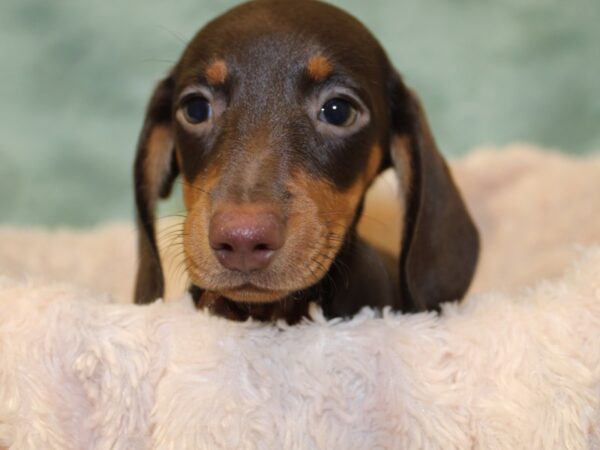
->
[[318, 98, 358, 127], [182, 96, 211, 124]]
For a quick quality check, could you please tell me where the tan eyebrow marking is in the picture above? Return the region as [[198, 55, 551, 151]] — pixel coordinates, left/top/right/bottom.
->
[[307, 55, 333, 82], [205, 59, 228, 85]]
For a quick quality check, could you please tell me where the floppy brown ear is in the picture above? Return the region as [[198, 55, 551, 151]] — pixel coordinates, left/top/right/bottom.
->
[[389, 75, 479, 311], [133, 75, 179, 304]]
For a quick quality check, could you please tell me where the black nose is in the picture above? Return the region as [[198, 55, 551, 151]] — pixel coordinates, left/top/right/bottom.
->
[[209, 207, 285, 272]]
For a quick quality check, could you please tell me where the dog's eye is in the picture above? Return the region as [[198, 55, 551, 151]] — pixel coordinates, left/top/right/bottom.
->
[[319, 98, 357, 127], [182, 96, 211, 124]]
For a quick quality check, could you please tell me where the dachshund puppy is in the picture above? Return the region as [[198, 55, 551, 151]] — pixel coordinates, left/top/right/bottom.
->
[[134, 0, 479, 323]]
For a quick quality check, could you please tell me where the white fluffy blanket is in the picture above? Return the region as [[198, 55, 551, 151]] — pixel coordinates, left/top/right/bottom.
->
[[1, 145, 600, 449]]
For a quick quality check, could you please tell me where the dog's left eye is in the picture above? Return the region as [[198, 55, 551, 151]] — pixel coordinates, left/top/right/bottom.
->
[[182, 96, 211, 124], [318, 98, 357, 127]]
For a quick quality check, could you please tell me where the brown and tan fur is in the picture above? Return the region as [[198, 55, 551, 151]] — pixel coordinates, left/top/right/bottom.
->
[[133, 0, 479, 323]]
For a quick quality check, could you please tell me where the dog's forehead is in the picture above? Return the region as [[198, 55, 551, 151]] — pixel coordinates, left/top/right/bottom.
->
[[175, 0, 387, 89]]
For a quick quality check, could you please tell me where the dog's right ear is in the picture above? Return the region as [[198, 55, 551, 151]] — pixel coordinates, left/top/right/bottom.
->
[[133, 75, 179, 304]]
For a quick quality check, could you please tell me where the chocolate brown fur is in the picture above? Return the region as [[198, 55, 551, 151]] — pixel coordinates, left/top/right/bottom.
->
[[133, 0, 480, 323]]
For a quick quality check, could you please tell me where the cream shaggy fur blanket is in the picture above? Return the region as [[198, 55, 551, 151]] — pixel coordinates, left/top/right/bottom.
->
[[1, 145, 600, 449]]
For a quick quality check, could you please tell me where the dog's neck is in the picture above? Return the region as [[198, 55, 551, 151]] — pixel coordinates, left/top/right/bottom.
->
[[190, 233, 399, 323]]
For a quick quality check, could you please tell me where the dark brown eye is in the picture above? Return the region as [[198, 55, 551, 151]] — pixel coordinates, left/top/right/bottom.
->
[[183, 96, 211, 124], [318, 98, 357, 127]]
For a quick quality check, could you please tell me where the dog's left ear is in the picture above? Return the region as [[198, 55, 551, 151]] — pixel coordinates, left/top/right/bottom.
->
[[133, 74, 179, 304], [388, 74, 479, 311]]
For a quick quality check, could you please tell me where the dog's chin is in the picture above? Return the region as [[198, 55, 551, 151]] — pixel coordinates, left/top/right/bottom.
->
[[220, 285, 291, 303]]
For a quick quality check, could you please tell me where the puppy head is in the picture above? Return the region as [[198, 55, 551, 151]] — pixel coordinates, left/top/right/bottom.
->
[[134, 0, 479, 310]]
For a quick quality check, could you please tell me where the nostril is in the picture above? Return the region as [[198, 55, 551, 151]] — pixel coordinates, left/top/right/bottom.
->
[[215, 242, 234, 252], [253, 243, 270, 252]]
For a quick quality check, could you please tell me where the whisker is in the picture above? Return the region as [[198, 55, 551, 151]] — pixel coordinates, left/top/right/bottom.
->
[[357, 213, 397, 232], [176, 180, 211, 196], [154, 24, 189, 45], [140, 58, 178, 66]]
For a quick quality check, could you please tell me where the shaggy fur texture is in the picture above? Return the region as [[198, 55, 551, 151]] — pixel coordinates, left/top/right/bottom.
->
[[1, 146, 600, 449], [1, 250, 600, 449]]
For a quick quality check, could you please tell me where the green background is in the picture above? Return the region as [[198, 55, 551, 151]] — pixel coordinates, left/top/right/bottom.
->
[[1, 0, 598, 227]]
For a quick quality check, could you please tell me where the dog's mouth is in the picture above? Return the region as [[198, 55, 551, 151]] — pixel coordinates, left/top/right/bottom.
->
[[219, 283, 291, 303], [184, 254, 298, 303]]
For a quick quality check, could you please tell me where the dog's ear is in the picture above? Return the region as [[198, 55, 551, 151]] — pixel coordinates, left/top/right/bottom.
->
[[388, 74, 479, 311], [133, 75, 179, 304]]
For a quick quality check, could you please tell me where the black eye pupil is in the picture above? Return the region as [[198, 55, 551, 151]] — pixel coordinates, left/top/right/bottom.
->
[[320, 98, 354, 126], [185, 97, 210, 123]]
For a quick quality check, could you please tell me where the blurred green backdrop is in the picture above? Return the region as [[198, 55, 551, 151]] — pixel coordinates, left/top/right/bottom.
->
[[1, 0, 599, 227]]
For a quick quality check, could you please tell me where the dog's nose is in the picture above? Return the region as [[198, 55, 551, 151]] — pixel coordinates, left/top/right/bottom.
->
[[209, 208, 285, 272]]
